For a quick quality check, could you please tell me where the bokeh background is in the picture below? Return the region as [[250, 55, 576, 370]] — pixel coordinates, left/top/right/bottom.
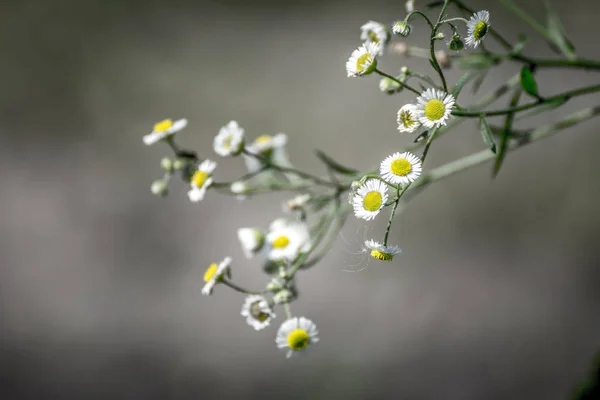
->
[[2, 0, 600, 398]]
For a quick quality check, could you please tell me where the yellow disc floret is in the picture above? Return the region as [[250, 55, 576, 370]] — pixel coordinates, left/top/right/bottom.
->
[[191, 171, 208, 187], [370, 250, 394, 261], [154, 119, 173, 132], [204, 263, 218, 282], [273, 235, 290, 249], [287, 329, 310, 351], [255, 135, 272, 145], [400, 110, 415, 127], [363, 191, 383, 212], [356, 53, 374, 73], [390, 158, 412, 177], [474, 21, 488, 40], [424, 99, 446, 121]]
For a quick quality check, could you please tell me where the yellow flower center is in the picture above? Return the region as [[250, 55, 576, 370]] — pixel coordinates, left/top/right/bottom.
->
[[255, 135, 272, 145], [370, 250, 394, 261], [356, 53, 372, 72], [390, 158, 412, 176], [223, 136, 232, 149], [363, 191, 382, 212], [204, 263, 218, 282], [191, 171, 209, 187], [287, 329, 310, 351], [473, 21, 488, 40], [273, 235, 290, 249], [399, 110, 416, 127], [154, 119, 173, 132], [424, 99, 446, 121], [250, 302, 270, 322]]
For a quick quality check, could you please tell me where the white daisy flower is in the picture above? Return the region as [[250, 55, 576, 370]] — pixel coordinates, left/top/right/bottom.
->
[[241, 295, 275, 331], [346, 42, 380, 78], [380, 151, 422, 186], [360, 21, 390, 55], [397, 104, 421, 133], [364, 240, 401, 261], [187, 159, 217, 203], [284, 194, 311, 212], [352, 179, 388, 221], [392, 21, 411, 37], [202, 256, 232, 296], [414, 88, 455, 128], [213, 120, 245, 157], [265, 221, 311, 262], [237, 228, 265, 259], [143, 118, 188, 146], [465, 10, 490, 48], [243, 133, 288, 172], [275, 317, 319, 358]]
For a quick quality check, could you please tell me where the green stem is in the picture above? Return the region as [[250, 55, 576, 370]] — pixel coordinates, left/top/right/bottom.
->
[[221, 279, 266, 295], [374, 69, 421, 95]]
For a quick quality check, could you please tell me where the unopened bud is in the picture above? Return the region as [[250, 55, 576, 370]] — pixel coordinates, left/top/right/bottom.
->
[[150, 180, 168, 197], [160, 157, 174, 172]]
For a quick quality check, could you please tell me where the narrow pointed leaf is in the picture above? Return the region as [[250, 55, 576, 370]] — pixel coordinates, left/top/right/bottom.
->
[[543, 0, 576, 59], [472, 71, 488, 94], [452, 71, 472, 98], [494, 88, 522, 177], [315, 150, 357, 175], [479, 116, 497, 153], [520, 65, 539, 98]]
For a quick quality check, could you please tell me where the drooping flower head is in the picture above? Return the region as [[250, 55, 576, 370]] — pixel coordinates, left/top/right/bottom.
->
[[214, 120, 245, 157], [143, 118, 188, 146], [392, 21, 411, 37], [380, 151, 422, 186], [202, 257, 232, 295], [415, 88, 455, 128], [465, 10, 490, 48], [346, 42, 380, 77], [364, 240, 401, 261], [360, 21, 390, 55], [275, 317, 319, 358], [241, 295, 275, 331], [397, 104, 421, 133], [187, 159, 217, 202], [352, 179, 388, 221]]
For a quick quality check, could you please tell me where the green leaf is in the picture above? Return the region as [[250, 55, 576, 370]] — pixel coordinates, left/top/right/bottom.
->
[[543, 0, 576, 59], [479, 116, 497, 154], [472, 71, 488, 94], [315, 150, 357, 175], [493, 89, 522, 177], [520, 65, 539, 98], [452, 71, 471, 98]]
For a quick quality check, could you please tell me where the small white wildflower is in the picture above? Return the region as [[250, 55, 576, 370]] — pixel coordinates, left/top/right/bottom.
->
[[243, 133, 288, 172], [187, 159, 217, 203], [241, 295, 275, 331], [466, 10, 490, 48], [237, 228, 265, 259], [275, 317, 319, 358], [360, 21, 390, 55], [346, 42, 380, 77], [352, 179, 388, 221], [143, 118, 188, 146], [392, 21, 411, 37], [364, 240, 401, 261], [414, 88, 455, 128], [201, 257, 232, 296], [397, 104, 421, 133], [265, 221, 311, 262], [380, 151, 422, 186], [213, 120, 245, 157]]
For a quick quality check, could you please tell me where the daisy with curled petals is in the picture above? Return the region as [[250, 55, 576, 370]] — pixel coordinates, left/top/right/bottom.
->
[[237, 228, 265, 259], [187, 159, 217, 202], [360, 21, 390, 55], [143, 118, 188, 146], [352, 179, 388, 221], [364, 240, 401, 261], [202, 257, 232, 296], [265, 221, 311, 262], [380, 151, 422, 186], [414, 88, 455, 128], [241, 295, 275, 331], [276, 317, 319, 358], [213, 120, 245, 157], [465, 10, 490, 48], [397, 104, 421, 133], [346, 42, 380, 77]]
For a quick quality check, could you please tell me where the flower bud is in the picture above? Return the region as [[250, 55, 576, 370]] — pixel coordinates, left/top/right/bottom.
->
[[160, 157, 174, 173], [379, 77, 401, 94], [173, 159, 185, 170], [273, 289, 293, 305], [448, 34, 464, 51], [150, 179, 168, 197], [392, 21, 411, 37]]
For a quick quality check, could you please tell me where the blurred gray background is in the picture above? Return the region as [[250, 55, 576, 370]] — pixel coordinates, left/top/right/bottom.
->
[[1, 0, 600, 398]]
